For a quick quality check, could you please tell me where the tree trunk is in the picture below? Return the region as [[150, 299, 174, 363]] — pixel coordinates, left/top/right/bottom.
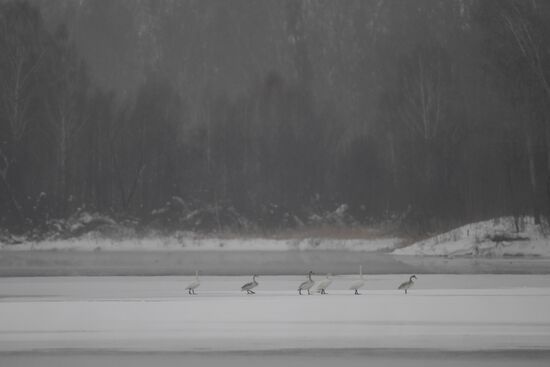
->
[[526, 133, 541, 224], [57, 116, 68, 216]]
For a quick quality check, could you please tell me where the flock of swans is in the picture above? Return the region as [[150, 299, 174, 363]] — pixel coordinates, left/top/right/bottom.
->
[[185, 266, 418, 295]]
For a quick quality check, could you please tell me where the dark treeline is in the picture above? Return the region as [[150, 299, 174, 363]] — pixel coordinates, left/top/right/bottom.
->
[[1, 0, 550, 234]]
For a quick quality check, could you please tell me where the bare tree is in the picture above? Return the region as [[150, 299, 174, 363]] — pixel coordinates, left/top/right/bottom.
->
[[45, 25, 90, 214], [0, 2, 46, 225]]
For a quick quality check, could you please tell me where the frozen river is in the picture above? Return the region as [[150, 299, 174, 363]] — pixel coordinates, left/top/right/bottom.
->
[[1, 275, 550, 365], [2, 249, 550, 276]]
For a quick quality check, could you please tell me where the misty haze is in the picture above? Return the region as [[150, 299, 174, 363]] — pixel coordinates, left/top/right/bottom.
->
[[1, 1, 550, 366]]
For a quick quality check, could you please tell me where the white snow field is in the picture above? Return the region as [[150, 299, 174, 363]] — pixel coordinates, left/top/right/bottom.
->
[[1, 275, 550, 366]]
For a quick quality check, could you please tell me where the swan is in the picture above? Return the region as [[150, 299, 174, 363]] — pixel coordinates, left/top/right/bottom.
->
[[348, 265, 365, 295], [398, 275, 417, 294], [316, 273, 333, 295], [298, 271, 315, 295], [185, 270, 200, 295], [241, 275, 259, 294]]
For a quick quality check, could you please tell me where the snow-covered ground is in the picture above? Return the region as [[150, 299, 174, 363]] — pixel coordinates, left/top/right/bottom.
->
[[394, 217, 550, 258]]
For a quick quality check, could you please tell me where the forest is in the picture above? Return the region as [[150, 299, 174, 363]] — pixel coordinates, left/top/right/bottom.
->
[[1, 0, 550, 235]]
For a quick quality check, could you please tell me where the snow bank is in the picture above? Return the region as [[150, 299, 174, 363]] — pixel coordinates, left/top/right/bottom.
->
[[394, 216, 550, 257], [0, 234, 401, 253]]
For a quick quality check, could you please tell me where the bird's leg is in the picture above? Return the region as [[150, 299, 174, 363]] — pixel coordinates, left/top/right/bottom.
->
[[307, 289, 311, 295], [299, 289, 302, 295], [405, 289, 407, 294], [188, 289, 191, 295], [192, 289, 196, 295], [354, 289, 359, 295]]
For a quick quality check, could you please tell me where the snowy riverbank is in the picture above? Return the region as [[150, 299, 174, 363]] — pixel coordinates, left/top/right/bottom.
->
[[0, 217, 550, 258], [393, 217, 550, 258], [2, 216, 550, 276], [2, 216, 548, 258], [0, 235, 401, 253]]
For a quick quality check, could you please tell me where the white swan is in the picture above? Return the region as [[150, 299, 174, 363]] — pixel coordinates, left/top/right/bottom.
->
[[348, 265, 365, 295], [185, 270, 200, 295], [398, 275, 417, 294], [298, 271, 315, 295], [241, 275, 259, 294], [316, 273, 333, 295]]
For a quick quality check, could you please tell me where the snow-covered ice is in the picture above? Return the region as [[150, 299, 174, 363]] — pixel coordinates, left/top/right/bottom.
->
[[2, 349, 550, 367], [1, 275, 549, 353], [1, 274, 550, 366]]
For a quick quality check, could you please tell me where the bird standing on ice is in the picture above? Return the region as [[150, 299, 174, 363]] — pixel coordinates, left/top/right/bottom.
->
[[185, 270, 200, 295], [349, 265, 365, 295], [398, 275, 417, 294], [298, 271, 315, 295], [241, 275, 259, 294], [316, 273, 333, 295]]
